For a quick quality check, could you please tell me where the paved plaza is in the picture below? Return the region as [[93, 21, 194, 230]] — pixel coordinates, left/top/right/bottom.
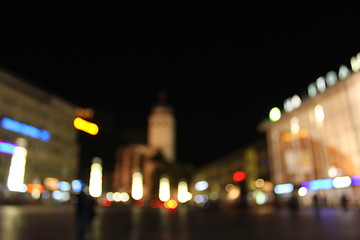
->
[[1, 203, 360, 240]]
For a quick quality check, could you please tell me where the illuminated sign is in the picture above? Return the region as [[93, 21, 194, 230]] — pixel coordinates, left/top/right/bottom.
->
[[73, 117, 99, 135], [0, 141, 17, 155], [1, 117, 51, 142]]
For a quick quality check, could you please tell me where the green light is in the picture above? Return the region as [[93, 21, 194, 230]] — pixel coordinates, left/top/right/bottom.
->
[[269, 107, 281, 122]]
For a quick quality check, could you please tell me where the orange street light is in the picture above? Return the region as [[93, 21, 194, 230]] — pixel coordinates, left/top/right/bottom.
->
[[73, 117, 99, 135]]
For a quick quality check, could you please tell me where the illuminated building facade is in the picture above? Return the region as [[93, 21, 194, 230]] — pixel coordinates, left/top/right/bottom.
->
[[147, 92, 176, 163], [112, 93, 176, 201], [190, 140, 271, 206], [0, 69, 79, 197], [260, 56, 360, 206]]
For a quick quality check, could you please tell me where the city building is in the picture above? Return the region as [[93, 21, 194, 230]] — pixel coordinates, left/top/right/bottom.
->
[[112, 92, 176, 201], [260, 54, 360, 207], [190, 139, 271, 207], [0, 69, 79, 201]]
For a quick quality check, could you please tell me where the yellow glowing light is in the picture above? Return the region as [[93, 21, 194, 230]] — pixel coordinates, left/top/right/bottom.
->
[[73, 117, 99, 135], [255, 178, 265, 188], [89, 157, 102, 198], [351, 52, 360, 72], [131, 171, 143, 200], [227, 186, 240, 200], [44, 177, 59, 191], [7, 138, 28, 192], [159, 177, 170, 202], [164, 198, 178, 209]]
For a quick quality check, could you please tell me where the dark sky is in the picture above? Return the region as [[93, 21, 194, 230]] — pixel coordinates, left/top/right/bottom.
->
[[1, 7, 359, 173]]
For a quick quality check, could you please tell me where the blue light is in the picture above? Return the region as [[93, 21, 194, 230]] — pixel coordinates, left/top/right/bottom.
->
[[351, 175, 360, 186], [71, 180, 83, 193], [308, 178, 333, 191], [1, 117, 51, 142], [274, 183, 294, 194], [0, 142, 17, 155]]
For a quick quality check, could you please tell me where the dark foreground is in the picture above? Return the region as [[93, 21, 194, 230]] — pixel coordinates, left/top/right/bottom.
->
[[1, 203, 359, 240]]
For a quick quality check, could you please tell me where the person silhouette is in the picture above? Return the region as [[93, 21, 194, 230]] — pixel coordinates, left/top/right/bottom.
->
[[75, 185, 97, 240]]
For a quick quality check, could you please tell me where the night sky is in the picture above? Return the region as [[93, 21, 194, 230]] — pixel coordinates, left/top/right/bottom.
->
[[1, 7, 359, 174]]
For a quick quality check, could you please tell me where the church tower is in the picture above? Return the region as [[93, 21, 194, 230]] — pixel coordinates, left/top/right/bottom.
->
[[147, 90, 176, 163]]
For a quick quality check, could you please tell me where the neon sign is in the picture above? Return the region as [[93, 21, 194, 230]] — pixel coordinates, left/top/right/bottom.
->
[[0, 141, 17, 155], [1, 117, 51, 142]]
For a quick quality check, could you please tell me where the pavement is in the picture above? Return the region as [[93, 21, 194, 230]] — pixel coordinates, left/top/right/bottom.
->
[[1, 203, 360, 240]]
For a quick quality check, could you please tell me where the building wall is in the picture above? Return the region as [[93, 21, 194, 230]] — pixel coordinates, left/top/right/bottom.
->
[[191, 139, 269, 204], [264, 72, 360, 187], [0, 70, 79, 188]]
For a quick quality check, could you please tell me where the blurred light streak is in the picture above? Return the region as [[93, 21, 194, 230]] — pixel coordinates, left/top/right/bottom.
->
[[332, 176, 352, 188], [7, 138, 27, 192], [73, 117, 99, 135], [1, 117, 50, 141], [159, 176, 170, 202], [178, 180, 191, 203], [89, 157, 102, 197], [274, 183, 294, 195], [0, 141, 17, 155], [131, 171, 143, 200]]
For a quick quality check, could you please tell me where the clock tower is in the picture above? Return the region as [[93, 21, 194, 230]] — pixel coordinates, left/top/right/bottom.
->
[[147, 90, 176, 163]]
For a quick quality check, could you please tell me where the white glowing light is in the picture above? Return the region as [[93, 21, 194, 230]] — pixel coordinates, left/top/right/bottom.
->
[[159, 177, 170, 202], [131, 171, 143, 200], [274, 183, 294, 194], [269, 107, 281, 122], [332, 176, 352, 188], [308, 83, 317, 98], [106, 192, 114, 202], [339, 65, 351, 80], [316, 77, 326, 93], [7, 138, 28, 192], [89, 157, 103, 198], [325, 71, 338, 87], [290, 117, 300, 134], [298, 187, 307, 197], [178, 180, 191, 203], [254, 190, 266, 205], [120, 192, 130, 202], [195, 181, 208, 191], [314, 105, 325, 122]]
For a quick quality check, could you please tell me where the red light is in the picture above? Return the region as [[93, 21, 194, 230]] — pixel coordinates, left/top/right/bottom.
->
[[164, 198, 178, 209], [102, 198, 112, 207], [233, 171, 246, 182], [150, 200, 164, 208], [134, 200, 144, 207]]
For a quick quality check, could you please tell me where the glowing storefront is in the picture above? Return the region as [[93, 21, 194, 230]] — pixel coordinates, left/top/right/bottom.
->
[[0, 69, 79, 200], [260, 53, 360, 205]]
